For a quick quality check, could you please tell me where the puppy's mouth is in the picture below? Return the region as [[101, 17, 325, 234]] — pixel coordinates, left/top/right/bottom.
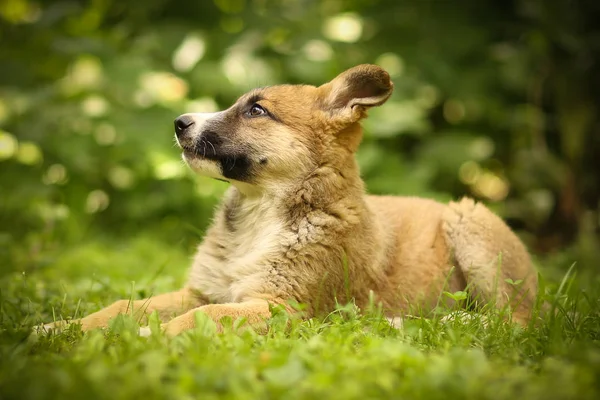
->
[[181, 142, 249, 168], [181, 142, 253, 182], [180, 140, 221, 161]]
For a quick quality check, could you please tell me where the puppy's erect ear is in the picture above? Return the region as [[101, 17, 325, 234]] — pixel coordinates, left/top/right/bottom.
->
[[319, 64, 393, 118]]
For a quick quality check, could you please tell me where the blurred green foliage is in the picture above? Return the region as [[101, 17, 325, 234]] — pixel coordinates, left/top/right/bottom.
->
[[1, 0, 599, 275]]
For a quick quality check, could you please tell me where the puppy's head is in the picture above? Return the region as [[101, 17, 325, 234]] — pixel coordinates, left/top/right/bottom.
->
[[174, 64, 393, 191]]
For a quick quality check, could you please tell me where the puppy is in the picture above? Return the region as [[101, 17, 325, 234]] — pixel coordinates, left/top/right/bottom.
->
[[39, 65, 538, 336]]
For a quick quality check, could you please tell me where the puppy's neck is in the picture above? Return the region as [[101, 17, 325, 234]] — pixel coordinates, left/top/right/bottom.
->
[[288, 156, 366, 217], [234, 154, 361, 199]]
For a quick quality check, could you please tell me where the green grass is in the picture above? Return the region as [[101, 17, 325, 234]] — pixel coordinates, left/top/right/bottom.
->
[[1, 234, 599, 400]]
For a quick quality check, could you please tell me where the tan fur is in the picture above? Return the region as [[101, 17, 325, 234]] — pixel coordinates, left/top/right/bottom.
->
[[37, 65, 538, 337]]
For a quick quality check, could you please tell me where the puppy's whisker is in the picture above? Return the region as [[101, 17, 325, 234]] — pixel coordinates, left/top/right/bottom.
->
[[207, 140, 216, 156]]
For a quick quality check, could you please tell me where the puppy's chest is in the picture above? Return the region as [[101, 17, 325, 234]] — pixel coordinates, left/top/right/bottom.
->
[[223, 199, 287, 270], [192, 198, 293, 302]]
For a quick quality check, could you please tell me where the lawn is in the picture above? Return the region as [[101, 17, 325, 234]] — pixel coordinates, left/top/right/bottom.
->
[[1, 234, 599, 400]]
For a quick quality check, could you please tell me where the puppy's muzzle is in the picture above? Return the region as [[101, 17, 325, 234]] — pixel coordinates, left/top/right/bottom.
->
[[174, 115, 195, 138]]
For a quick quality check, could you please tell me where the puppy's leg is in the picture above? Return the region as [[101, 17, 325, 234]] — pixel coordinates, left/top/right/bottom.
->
[[442, 198, 538, 324], [38, 287, 206, 334], [160, 298, 274, 337]]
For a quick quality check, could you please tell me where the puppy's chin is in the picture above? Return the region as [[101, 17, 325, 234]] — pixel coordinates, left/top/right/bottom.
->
[[182, 153, 226, 181]]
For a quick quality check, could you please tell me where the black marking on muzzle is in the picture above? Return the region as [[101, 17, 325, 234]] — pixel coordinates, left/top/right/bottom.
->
[[220, 154, 252, 181], [193, 128, 254, 182]]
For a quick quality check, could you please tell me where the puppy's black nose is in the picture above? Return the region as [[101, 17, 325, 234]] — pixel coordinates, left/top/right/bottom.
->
[[174, 115, 195, 137]]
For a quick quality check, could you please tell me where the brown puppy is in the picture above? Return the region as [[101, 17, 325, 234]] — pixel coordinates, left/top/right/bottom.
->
[[39, 65, 538, 337]]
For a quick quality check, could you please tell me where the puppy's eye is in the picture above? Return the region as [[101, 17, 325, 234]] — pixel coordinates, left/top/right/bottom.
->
[[247, 104, 266, 117]]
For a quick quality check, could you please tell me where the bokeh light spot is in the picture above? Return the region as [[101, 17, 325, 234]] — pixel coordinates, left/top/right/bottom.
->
[[43, 164, 69, 185], [195, 179, 219, 198], [38, 204, 70, 222], [62, 55, 103, 94], [223, 54, 248, 85], [186, 97, 219, 113], [323, 13, 363, 43], [138, 72, 189, 105], [416, 85, 440, 109], [459, 161, 481, 185], [303, 40, 333, 62], [0, 131, 18, 160], [108, 166, 135, 189], [85, 190, 110, 213], [376, 53, 404, 77], [95, 123, 117, 146], [172, 34, 206, 73], [222, 50, 272, 87], [469, 137, 495, 160], [472, 172, 509, 201], [16, 141, 42, 165], [155, 160, 186, 180], [82, 95, 109, 117], [443, 99, 466, 124]]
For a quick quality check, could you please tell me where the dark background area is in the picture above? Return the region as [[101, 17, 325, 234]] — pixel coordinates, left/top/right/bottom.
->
[[1, 0, 599, 277]]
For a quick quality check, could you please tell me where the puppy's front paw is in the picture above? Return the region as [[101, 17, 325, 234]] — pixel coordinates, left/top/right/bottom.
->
[[138, 323, 179, 337], [30, 321, 67, 338], [386, 316, 404, 330], [138, 326, 152, 337]]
